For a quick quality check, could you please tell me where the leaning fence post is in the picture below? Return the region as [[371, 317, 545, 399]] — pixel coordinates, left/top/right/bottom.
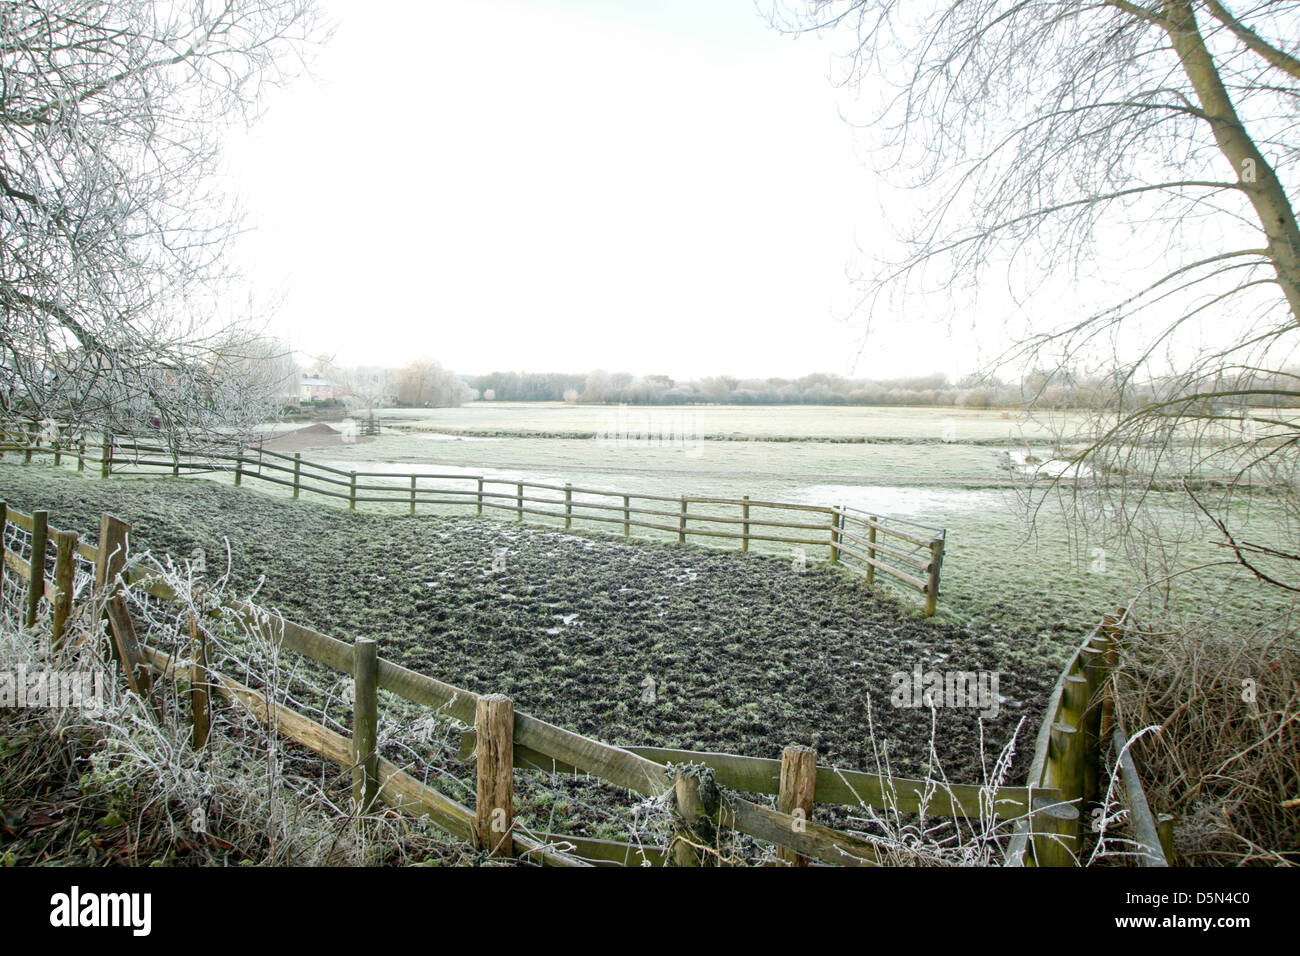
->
[[94, 514, 151, 699], [779, 745, 817, 867], [352, 637, 379, 814], [741, 496, 750, 553], [475, 694, 515, 857], [924, 537, 944, 616], [26, 510, 48, 629], [51, 530, 77, 649], [678, 497, 687, 544], [189, 597, 211, 751], [94, 513, 127, 598]]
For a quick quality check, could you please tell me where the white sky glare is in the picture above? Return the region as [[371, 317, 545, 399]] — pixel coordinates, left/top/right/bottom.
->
[[225, 0, 986, 381]]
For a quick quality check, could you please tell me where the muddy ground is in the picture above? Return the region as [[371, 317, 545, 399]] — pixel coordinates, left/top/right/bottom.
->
[[0, 463, 1065, 787]]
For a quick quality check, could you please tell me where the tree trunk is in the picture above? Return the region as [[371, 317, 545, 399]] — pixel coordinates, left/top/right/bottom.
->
[[1163, 0, 1300, 322]]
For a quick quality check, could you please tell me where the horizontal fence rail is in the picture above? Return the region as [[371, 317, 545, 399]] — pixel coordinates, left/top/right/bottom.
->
[[1, 419, 947, 615], [0, 500, 1040, 866]]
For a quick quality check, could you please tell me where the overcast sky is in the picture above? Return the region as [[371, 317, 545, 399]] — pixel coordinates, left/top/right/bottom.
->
[[224, 0, 1003, 381]]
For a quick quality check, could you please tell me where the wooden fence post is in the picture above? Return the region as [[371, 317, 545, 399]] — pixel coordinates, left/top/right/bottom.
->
[[779, 746, 817, 867], [866, 517, 877, 584], [924, 537, 945, 617], [0, 502, 6, 552], [475, 694, 514, 857], [51, 530, 77, 650], [26, 510, 48, 629], [1079, 640, 1107, 805], [564, 483, 572, 529], [94, 513, 126, 599], [741, 496, 750, 553], [189, 600, 211, 751], [516, 483, 523, 521], [293, 453, 302, 499], [1049, 721, 1082, 859], [1099, 612, 1120, 741], [78, 438, 86, 472], [352, 637, 379, 814], [53, 425, 62, 467], [678, 497, 687, 544], [349, 471, 357, 510], [1030, 793, 1079, 867], [94, 514, 152, 699], [828, 510, 841, 564], [1157, 813, 1175, 863], [622, 495, 630, 536], [409, 475, 416, 515], [1062, 671, 1092, 803], [234, 451, 243, 487], [476, 477, 484, 516], [101, 432, 111, 477], [670, 766, 718, 866]]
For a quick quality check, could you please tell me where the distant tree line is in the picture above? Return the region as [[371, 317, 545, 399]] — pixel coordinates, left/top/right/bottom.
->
[[466, 368, 1300, 410]]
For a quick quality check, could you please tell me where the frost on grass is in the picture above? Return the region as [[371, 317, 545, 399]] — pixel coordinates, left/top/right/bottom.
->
[[0, 553, 489, 866], [1, 466, 1071, 863]]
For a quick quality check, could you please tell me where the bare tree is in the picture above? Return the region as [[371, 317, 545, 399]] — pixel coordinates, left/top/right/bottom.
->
[[776, 1, 1300, 593], [218, 333, 300, 417], [0, 0, 325, 444], [395, 357, 471, 408], [316, 358, 395, 418]]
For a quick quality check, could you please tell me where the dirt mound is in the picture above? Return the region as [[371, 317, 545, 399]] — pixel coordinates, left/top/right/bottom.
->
[[260, 423, 372, 453]]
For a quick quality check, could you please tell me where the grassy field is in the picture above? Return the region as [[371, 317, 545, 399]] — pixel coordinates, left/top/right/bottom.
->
[[0, 465, 1060, 790], [372, 401, 1090, 443], [65, 402, 1295, 634]]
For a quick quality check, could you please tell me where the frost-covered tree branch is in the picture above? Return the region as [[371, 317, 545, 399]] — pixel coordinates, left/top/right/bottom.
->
[[0, 0, 326, 443]]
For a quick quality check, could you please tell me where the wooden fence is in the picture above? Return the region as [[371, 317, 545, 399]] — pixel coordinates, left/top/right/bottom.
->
[[1002, 609, 1169, 866], [0, 421, 947, 615], [1, 500, 1055, 866]]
